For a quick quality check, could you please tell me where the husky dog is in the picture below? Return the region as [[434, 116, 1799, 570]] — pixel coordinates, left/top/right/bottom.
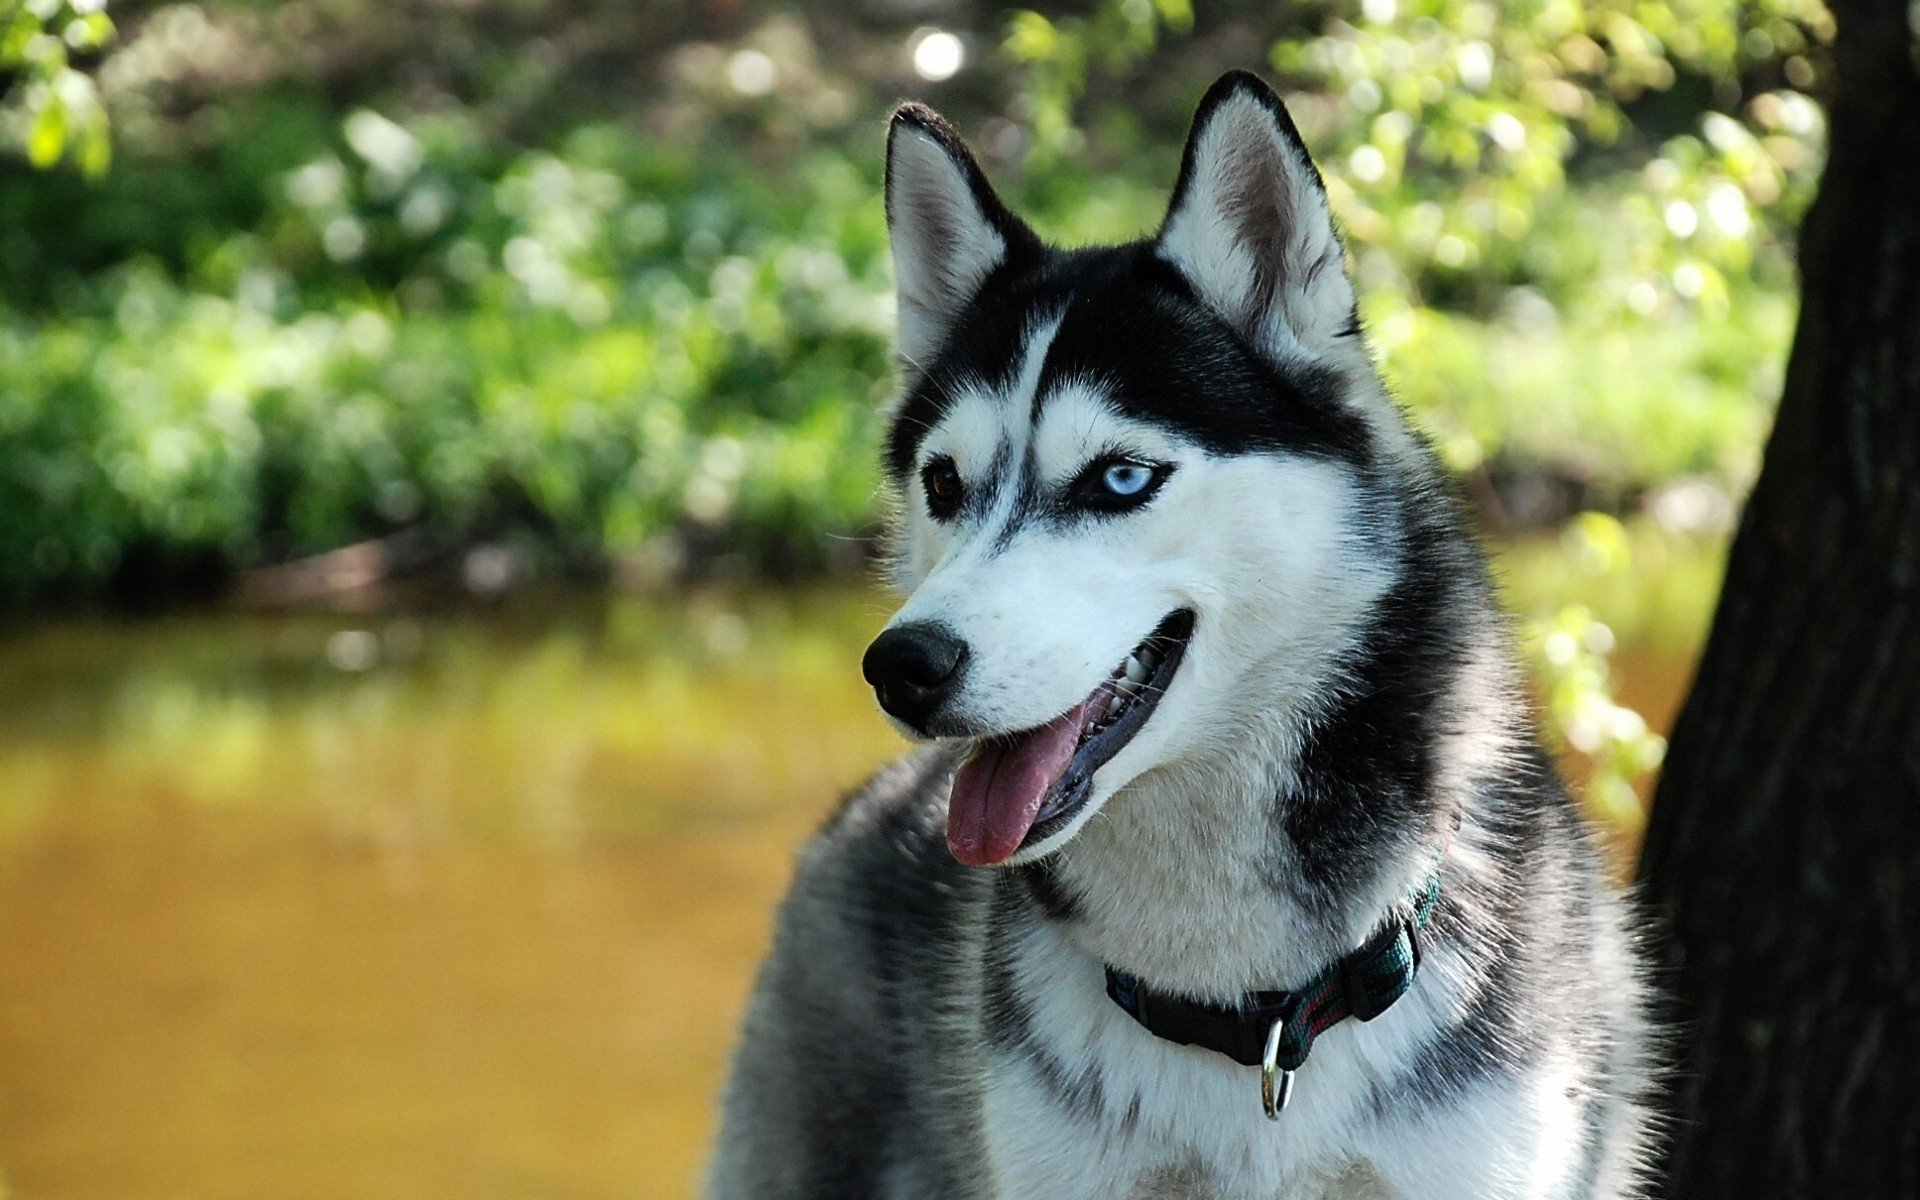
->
[[711, 72, 1654, 1200]]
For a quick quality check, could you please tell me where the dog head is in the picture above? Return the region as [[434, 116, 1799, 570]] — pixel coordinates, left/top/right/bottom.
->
[[865, 72, 1408, 867]]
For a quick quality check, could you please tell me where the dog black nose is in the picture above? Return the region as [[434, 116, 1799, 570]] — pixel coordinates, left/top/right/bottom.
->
[[862, 623, 969, 727]]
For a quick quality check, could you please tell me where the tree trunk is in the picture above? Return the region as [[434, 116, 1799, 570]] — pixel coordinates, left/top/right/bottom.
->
[[1636, 1, 1920, 1196]]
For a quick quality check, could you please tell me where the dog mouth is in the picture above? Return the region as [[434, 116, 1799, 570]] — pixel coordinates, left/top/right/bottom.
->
[[946, 609, 1195, 867]]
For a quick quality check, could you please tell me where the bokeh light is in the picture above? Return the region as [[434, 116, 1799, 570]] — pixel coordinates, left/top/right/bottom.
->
[[911, 29, 965, 82]]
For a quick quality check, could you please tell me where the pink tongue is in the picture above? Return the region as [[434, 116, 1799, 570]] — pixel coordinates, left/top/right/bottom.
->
[[947, 696, 1099, 867]]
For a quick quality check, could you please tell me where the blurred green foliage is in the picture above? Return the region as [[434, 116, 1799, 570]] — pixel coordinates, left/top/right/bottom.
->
[[1512, 515, 1689, 826], [0, 0, 1829, 604], [0, 0, 114, 174], [1, 139, 901, 593]]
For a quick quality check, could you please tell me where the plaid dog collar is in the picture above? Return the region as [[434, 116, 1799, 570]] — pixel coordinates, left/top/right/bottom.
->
[[1104, 871, 1442, 1119]]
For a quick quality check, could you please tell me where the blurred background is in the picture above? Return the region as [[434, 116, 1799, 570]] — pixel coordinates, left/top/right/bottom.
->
[[0, 0, 1830, 1196]]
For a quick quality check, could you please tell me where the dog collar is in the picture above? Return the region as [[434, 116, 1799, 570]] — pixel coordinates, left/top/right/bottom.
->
[[1103, 871, 1441, 1120]]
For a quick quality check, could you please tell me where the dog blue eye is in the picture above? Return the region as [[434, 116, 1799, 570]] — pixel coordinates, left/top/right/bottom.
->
[[1102, 462, 1153, 496], [1071, 456, 1171, 512]]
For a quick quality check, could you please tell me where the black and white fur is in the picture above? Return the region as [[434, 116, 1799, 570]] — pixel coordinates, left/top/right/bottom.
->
[[711, 72, 1655, 1199]]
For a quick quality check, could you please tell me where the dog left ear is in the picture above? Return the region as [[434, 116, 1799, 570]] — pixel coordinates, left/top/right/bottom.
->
[[1157, 72, 1357, 358]]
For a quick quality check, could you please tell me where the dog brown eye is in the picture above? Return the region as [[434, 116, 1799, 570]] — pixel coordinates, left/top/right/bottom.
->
[[921, 457, 964, 519]]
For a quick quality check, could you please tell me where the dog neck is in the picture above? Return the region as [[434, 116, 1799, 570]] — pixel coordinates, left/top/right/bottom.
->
[[1011, 755, 1438, 1001], [1008, 521, 1516, 1002]]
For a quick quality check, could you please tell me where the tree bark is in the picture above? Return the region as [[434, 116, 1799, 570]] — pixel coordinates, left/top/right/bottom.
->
[[1637, 2, 1920, 1196]]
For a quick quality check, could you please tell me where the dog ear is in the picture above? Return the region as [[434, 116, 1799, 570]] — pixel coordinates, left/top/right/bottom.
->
[[1157, 72, 1357, 358], [886, 104, 1038, 368]]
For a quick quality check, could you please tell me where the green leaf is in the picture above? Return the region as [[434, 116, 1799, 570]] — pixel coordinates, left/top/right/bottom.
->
[[26, 98, 67, 168], [1152, 0, 1194, 33]]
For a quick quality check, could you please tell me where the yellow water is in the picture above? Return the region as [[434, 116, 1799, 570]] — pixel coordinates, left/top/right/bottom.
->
[[0, 577, 1698, 1200], [0, 591, 905, 1200]]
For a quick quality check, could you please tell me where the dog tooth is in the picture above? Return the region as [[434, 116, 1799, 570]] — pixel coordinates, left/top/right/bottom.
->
[[1124, 656, 1149, 685]]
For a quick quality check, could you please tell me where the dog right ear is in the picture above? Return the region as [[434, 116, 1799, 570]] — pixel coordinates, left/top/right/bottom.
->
[[886, 105, 1038, 369]]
